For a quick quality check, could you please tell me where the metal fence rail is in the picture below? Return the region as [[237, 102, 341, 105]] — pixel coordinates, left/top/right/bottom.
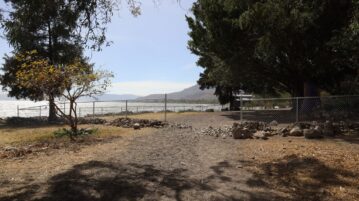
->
[[7, 95, 359, 123]]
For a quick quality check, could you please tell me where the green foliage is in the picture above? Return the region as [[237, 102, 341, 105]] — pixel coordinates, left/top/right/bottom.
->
[[187, 0, 359, 104], [53, 128, 98, 138], [0, 0, 141, 120]]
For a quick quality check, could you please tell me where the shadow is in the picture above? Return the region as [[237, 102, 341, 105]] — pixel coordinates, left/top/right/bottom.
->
[[222, 110, 296, 124], [245, 154, 357, 201], [334, 133, 359, 145], [0, 161, 212, 201], [1, 157, 357, 201]]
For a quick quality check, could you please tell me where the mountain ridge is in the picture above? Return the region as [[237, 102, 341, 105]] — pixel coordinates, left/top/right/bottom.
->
[[136, 85, 217, 101]]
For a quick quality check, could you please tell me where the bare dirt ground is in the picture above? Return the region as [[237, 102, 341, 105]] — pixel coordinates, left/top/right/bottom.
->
[[1, 112, 359, 201]]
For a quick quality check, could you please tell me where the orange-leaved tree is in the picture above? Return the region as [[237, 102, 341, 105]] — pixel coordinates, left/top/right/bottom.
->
[[15, 50, 113, 139]]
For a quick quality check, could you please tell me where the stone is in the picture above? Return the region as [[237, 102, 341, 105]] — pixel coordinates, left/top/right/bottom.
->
[[253, 131, 269, 140], [232, 127, 253, 139], [133, 123, 141, 130], [269, 120, 278, 127], [289, 127, 303, 136], [304, 128, 322, 139], [323, 121, 335, 136]]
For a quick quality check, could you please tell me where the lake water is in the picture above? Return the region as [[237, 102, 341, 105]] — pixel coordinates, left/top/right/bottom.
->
[[0, 100, 223, 118]]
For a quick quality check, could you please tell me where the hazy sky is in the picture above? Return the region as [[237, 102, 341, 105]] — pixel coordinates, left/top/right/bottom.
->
[[0, 0, 201, 96]]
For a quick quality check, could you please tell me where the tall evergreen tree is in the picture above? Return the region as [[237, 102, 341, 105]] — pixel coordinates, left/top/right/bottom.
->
[[187, 0, 359, 104], [0, 0, 136, 121]]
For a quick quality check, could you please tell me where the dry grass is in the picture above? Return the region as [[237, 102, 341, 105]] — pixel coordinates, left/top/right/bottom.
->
[[0, 124, 137, 147]]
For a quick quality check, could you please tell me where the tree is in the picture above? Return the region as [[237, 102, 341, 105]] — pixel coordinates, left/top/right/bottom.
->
[[14, 50, 113, 140], [187, 0, 359, 105], [0, 0, 139, 121]]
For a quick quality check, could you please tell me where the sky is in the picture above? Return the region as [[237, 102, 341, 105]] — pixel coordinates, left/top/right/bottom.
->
[[0, 0, 201, 96]]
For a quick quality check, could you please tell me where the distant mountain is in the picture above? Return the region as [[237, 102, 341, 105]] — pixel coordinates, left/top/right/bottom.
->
[[137, 85, 217, 101]]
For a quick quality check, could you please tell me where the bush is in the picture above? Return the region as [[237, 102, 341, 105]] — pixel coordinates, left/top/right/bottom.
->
[[205, 109, 215, 112], [53, 128, 98, 138]]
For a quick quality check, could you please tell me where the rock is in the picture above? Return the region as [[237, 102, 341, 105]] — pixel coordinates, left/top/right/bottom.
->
[[253, 131, 269, 140], [295, 122, 311, 129], [133, 123, 141, 130], [304, 128, 322, 139], [4, 146, 17, 152], [269, 120, 278, 127], [233, 127, 253, 139], [323, 121, 335, 136], [289, 127, 303, 136]]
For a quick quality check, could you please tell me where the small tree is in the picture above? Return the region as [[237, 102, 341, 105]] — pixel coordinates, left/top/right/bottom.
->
[[15, 50, 113, 140]]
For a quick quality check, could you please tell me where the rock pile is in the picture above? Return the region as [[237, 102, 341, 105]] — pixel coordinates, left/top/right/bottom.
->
[[277, 120, 345, 139], [109, 118, 167, 129], [0, 146, 32, 159], [195, 126, 232, 138], [232, 121, 271, 140], [195, 120, 355, 141], [78, 117, 107, 125]]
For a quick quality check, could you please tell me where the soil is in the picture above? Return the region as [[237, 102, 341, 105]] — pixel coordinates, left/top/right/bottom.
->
[[0, 112, 358, 201]]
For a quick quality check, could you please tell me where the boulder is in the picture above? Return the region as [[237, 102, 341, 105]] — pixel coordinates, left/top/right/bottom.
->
[[232, 127, 253, 139], [323, 121, 335, 137], [304, 128, 322, 139], [269, 120, 278, 127], [133, 123, 141, 130], [289, 127, 303, 136], [277, 127, 289, 137], [253, 131, 269, 140]]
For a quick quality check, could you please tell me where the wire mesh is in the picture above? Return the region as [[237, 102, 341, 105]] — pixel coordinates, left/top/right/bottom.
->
[[4, 95, 359, 123]]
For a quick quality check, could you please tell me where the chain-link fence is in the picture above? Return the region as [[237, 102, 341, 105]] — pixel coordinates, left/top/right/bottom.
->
[[5, 95, 359, 123], [12, 96, 223, 120], [238, 95, 359, 123]]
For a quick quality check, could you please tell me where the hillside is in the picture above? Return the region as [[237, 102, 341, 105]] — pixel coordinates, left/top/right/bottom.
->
[[137, 85, 217, 101]]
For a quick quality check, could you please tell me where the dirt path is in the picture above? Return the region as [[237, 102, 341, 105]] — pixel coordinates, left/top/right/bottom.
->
[[1, 112, 358, 201]]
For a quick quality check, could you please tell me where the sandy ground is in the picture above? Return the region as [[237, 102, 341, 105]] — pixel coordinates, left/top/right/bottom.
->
[[0, 112, 359, 201]]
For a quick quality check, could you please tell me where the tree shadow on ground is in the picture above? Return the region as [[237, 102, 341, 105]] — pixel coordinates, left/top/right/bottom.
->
[[222, 111, 296, 124], [1, 157, 357, 201], [244, 154, 358, 201], [0, 161, 213, 201]]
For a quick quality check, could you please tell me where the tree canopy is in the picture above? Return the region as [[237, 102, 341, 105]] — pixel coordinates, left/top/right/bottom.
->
[[187, 0, 359, 103], [0, 0, 139, 120]]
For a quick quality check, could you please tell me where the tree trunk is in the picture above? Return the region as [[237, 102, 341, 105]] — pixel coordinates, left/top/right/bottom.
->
[[48, 95, 57, 122], [300, 81, 320, 113]]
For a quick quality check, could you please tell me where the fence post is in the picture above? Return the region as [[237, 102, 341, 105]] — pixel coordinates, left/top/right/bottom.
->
[[296, 97, 299, 122], [39, 106, 42, 117], [164, 94, 167, 122], [17, 105, 19, 117], [240, 96, 243, 122], [63, 102, 66, 114], [92, 101, 95, 118], [125, 100, 128, 119], [79, 108, 81, 117]]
